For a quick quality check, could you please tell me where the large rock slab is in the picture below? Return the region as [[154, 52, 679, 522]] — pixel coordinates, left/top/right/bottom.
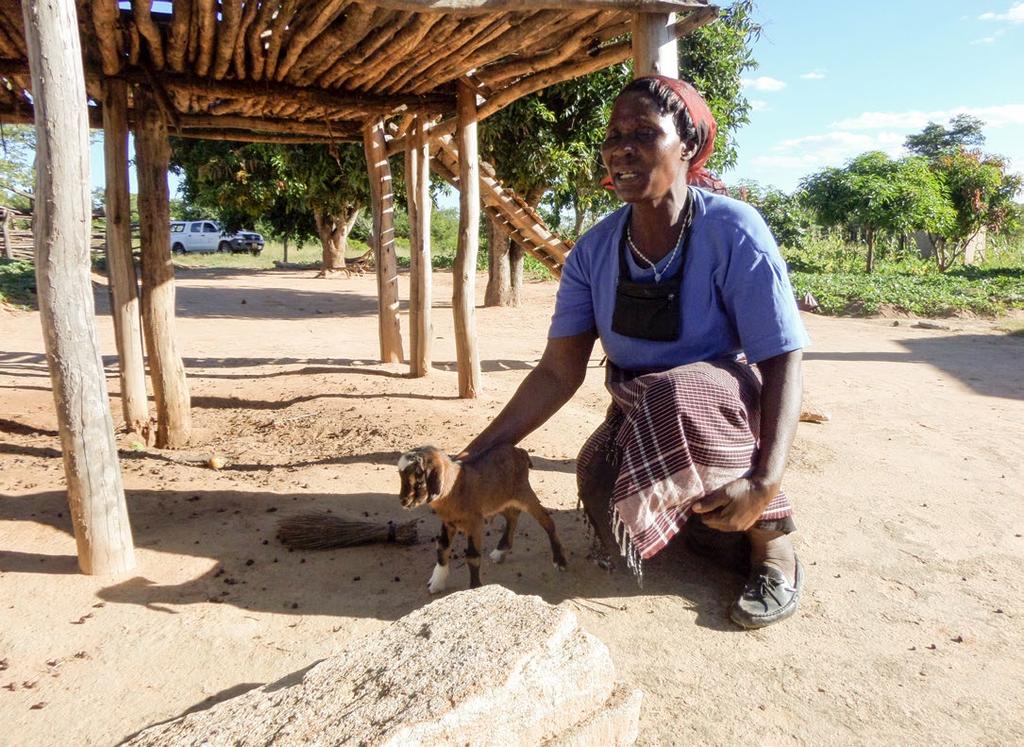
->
[[124, 586, 642, 746]]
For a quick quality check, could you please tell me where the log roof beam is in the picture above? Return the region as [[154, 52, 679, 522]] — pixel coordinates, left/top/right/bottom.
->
[[364, 0, 709, 13]]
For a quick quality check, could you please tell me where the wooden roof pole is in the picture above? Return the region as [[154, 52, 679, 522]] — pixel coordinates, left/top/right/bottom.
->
[[367, 0, 707, 11], [384, 6, 716, 157], [135, 86, 192, 449], [453, 81, 482, 398], [362, 119, 405, 365], [22, 0, 135, 575], [101, 77, 150, 436], [632, 11, 679, 77], [406, 114, 432, 378]]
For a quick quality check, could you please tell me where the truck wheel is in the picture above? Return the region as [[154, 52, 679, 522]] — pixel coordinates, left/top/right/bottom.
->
[[172, 242, 185, 255], [218, 241, 231, 253]]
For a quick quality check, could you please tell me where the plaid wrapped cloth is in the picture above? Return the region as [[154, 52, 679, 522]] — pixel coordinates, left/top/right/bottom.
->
[[577, 359, 794, 580]]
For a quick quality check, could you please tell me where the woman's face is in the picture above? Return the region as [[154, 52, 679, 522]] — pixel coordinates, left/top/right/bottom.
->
[[601, 91, 691, 204]]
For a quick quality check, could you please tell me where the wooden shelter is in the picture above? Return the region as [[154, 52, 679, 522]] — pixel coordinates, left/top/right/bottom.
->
[[0, 0, 715, 574]]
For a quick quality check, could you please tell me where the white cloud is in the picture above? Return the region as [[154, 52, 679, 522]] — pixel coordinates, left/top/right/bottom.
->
[[979, 2, 1024, 23], [971, 27, 1006, 43], [739, 140, 1024, 193], [750, 99, 770, 112], [750, 131, 906, 174], [741, 76, 786, 92], [831, 104, 1024, 130], [800, 71, 826, 80]]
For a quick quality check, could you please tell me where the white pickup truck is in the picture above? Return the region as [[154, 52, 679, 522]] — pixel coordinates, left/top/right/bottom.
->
[[169, 220, 265, 255]]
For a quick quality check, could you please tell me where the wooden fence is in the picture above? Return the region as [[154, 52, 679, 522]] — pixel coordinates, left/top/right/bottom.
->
[[1, 207, 113, 262]]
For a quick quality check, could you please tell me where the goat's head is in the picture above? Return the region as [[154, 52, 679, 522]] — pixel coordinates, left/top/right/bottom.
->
[[397, 446, 448, 508]]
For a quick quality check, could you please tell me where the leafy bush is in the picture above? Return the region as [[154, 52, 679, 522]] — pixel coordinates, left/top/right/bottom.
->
[[732, 181, 813, 249], [786, 236, 1024, 316], [0, 259, 36, 308]]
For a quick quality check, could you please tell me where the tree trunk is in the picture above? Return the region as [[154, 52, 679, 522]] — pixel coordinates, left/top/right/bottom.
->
[[509, 242, 525, 307], [23, 0, 135, 575], [453, 81, 481, 398], [135, 86, 192, 449], [484, 216, 512, 307], [506, 186, 543, 307], [865, 229, 875, 273], [362, 119, 404, 364], [572, 200, 586, 238], [314, 208, 348, 272], [102, 77, 149, 435]]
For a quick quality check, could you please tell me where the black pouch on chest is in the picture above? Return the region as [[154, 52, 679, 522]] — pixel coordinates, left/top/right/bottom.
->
[[611, 219, 690, 342]]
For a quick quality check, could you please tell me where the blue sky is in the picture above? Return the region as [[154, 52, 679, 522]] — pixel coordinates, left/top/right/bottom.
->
[[726, 1, 1024, 191], [89, 1, 1024, 200]]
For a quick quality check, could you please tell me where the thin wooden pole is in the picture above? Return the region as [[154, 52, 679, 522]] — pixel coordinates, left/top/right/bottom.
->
[[0, 207, 11, 259], [102, 77, 149, 435], [405, 123, 419, 375], [631, 12, 679, 78], [362, 119, 404, 364], [22, 0, 134, 575], [135, 86, 192, 448], [453, 82, 481, 398], [406, 114, 432, 378]]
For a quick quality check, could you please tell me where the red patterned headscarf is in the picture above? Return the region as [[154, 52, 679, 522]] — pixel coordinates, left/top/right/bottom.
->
[[603, 75, 728, 195]]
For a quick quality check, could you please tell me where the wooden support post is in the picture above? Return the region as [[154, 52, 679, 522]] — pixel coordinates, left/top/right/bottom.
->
[[134, 87, 192, 448], [102, 77, 149, 435], [453, 82, 481, 398], [0, 207, 11, 259], [362, 119, 404, 364], [22, 0, 135, 575], [631, 12, 679, 78], [405, 114, 432, 378]]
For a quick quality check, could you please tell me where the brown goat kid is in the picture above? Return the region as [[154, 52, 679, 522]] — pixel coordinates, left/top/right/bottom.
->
[[398, 444, 567, 593]]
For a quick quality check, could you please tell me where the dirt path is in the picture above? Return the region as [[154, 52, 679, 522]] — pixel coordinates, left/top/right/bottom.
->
[[2, 267, 1022, 745]]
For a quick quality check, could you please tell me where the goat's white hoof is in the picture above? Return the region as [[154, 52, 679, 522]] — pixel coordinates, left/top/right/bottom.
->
[[554, 562, 567, 572], [489, 548, 508, 564], [427, 563, 449, 594]]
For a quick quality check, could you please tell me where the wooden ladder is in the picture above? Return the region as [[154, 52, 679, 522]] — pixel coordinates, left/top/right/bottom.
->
[[430, 134, 571, 280]]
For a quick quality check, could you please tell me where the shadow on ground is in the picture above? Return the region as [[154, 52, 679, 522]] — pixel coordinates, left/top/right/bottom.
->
[[0, 482, 745, 633], [0, 352, 541, 383], [92, 267, 388, 321], [805, 332, 1024, 400]]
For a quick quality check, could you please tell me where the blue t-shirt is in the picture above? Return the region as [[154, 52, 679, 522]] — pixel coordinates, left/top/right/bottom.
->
[[549, 188, 809, 369]]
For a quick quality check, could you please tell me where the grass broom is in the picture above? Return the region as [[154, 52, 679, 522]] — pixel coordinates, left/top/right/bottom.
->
[[276, 513, 419, 550]]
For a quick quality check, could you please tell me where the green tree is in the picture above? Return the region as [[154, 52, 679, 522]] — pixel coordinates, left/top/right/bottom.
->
[[731, 180, 811, 249], [905, 114, 986, 159], [800, 152, 953, 272], [171, 140, 370, 271], [902, 116, 1022, 271], [0, 124, 36, 210], [476, 0, 761, 304], [925, 149, 1022, 270], [482, 0, 760, 237]]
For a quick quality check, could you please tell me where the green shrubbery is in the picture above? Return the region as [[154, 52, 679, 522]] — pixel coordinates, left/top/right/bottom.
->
[[784, 234, 1024, 317], [0, 259, 36, 308]]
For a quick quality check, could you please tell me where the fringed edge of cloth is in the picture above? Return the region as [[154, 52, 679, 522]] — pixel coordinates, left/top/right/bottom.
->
[[611, 504, 645, 588]]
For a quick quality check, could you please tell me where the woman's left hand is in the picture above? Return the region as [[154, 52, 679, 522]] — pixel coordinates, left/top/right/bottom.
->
[[690, 477, 778, 532]]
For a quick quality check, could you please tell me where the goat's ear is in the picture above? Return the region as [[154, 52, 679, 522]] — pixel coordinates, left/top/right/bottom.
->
[[425, 455, 444, 501]]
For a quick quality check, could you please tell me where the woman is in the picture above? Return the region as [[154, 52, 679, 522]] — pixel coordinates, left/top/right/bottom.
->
[[458, 76, 809, 629]]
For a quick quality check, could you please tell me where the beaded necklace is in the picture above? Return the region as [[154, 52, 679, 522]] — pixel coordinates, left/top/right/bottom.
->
[[625, 197, 694, 282]]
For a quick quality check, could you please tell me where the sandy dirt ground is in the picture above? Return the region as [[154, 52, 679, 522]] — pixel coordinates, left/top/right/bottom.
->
[[1, 266, 1023, 746]]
